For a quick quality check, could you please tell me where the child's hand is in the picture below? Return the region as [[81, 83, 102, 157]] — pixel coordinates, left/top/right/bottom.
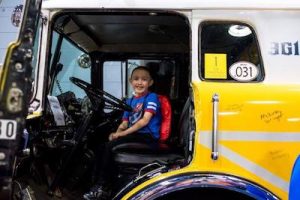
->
[[109, 132, 122, 141], [108, 133, 115, 141]]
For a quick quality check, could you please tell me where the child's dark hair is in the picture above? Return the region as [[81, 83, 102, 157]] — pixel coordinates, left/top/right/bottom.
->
[[131, 66, 153, 79]]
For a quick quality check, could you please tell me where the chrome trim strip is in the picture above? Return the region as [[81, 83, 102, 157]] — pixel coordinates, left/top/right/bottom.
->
[[129, 173, 279, 200]]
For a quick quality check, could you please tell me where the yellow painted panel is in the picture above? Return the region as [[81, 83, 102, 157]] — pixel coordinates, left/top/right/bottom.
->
[[193, 82, 300, 132], [191, 81, 300, 199]]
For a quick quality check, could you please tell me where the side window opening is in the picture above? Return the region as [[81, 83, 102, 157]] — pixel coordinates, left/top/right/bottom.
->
[[103, 61, 127, 100], [102, 59, 176, 113], [103, 59, 176, 99], [199, 22, 264, 82]]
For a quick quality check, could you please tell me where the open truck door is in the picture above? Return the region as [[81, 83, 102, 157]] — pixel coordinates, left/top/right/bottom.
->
[[0, 0, 42, 198]]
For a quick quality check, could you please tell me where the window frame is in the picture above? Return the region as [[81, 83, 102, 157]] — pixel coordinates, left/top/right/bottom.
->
[[198, 20, 265, 83], [29, 15, 43, 103]]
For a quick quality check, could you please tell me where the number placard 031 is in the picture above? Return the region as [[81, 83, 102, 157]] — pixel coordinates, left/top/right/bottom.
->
[[229, 61, 258, 82], [0, 119, 17, 140]]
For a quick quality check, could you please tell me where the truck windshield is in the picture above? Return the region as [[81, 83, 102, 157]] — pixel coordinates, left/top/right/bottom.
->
[[49, 31, 91, 100]]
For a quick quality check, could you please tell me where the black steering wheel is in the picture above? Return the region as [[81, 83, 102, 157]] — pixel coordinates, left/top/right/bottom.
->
[[70, 77, 132, 112]]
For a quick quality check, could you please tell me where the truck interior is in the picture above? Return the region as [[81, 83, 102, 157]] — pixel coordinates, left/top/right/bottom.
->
[[19, 10, 192, 199]]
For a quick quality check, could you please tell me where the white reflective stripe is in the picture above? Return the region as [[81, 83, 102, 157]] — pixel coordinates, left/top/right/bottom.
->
[[199, 131, 290, 192], [208, 131, 300, 141], [147, 105, 157, 110], [221, 145, 289, 192], [148, 102, 157, 106]]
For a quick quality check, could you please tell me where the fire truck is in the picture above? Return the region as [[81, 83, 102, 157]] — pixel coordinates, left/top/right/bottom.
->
[[1, 0, 300, 199]]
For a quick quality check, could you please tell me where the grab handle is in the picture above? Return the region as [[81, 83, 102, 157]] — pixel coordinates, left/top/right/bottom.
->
[[211, 93, 219, 160]]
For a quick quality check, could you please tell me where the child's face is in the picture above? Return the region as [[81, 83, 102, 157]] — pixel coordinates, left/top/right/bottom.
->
[[130, 69, 153, 96]]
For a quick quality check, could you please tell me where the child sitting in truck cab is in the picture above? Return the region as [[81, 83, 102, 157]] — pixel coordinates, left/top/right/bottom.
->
[[83, 66, 162, 200]]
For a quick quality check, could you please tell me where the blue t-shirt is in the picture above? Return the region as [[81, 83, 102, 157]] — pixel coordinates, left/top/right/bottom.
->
[[122, 92, 161, 139]]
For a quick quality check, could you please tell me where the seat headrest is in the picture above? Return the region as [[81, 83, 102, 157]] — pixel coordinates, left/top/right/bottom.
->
[[158, 95, 172, 142]]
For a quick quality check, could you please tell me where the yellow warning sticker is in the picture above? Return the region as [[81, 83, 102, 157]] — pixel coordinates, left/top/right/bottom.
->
[[204, 53, 227, 79]]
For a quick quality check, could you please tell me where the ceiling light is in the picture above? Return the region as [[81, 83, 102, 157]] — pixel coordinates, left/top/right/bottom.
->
[[149, 12, 157, 16], [228, 25, 252, 37]]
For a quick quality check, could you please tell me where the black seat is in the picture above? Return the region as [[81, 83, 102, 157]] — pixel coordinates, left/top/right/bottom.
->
[[113, 142, 182, 165], [113, 97, 192, 166]]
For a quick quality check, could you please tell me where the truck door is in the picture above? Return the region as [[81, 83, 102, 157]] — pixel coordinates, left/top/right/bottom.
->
[[192, 12, 300, 199], [0, 0, 41, 198]]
